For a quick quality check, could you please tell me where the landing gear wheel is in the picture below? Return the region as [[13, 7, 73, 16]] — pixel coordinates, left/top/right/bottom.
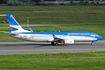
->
[[55, 42, 58, 46], [91, 41, 93, 45], [51, 42, 58, 46], [51, 42, 54, 45]]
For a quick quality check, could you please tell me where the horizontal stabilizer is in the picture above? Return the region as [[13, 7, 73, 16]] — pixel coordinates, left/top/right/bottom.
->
[[3, 31, 11, 34]]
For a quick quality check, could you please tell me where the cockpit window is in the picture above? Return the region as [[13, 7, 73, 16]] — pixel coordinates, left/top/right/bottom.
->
[[91, 34, 98, 36], [91, 34, 95, 37]]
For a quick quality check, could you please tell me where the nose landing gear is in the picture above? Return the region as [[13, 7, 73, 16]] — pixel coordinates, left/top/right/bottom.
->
[[91, 41, 93, 45]]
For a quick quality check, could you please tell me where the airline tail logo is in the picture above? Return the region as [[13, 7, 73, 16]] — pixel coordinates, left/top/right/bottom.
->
[[7, 14, 26, 32]]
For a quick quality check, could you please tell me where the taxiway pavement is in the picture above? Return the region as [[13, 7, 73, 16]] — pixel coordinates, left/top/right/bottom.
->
[[0, 41, 104, 54]]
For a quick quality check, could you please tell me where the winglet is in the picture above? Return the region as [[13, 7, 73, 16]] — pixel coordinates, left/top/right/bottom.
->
[[29, 27, 33, 32]]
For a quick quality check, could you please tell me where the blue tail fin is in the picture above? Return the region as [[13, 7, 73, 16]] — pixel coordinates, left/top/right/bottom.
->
[[7, 14, 19, 25], [7, 14, 27, 32]]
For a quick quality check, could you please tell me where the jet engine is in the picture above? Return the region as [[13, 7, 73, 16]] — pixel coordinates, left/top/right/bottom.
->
[[64, 39, 74, 44]]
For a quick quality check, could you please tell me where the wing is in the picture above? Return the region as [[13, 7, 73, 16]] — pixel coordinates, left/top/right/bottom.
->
[[52, 33, 74, 44], [52, 32, 63, 41]]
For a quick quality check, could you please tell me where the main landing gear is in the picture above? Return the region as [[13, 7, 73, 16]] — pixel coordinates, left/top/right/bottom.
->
[[51, 40, 65, 46], [51, 42, 58, 46]]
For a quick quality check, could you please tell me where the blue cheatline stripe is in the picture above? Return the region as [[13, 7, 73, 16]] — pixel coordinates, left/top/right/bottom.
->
[[10, 27, 18, 31], [13, 31, 97, 36], [7, 14, 19, 25]]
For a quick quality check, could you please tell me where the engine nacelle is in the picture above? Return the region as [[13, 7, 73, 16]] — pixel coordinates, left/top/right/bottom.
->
[[64, 39, 74, 44]]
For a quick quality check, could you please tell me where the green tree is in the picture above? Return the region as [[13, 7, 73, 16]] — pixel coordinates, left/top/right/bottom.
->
[[0, 0, 7, 4], [32, 0, 41, 4]]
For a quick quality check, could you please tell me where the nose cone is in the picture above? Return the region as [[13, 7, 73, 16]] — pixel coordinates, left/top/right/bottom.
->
[[97, 36, 102, 40]]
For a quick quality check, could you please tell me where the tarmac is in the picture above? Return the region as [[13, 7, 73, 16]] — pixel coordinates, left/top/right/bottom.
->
[[0, 41, 104, 54]]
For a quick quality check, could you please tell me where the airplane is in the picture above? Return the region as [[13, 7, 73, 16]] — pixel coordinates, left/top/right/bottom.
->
[[5, 14, 102, 45]]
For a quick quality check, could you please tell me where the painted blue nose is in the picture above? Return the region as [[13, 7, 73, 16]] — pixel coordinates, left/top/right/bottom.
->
[[97, 36, 102, 40]]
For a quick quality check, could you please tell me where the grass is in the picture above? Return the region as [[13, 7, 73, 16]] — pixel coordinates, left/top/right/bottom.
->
[[0, 6, 105, 41], [0, 6, 105, 24], [0, 52, 105, 70]]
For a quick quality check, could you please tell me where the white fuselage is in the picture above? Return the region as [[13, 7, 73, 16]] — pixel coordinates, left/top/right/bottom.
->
[[12, 34, 97, 42]]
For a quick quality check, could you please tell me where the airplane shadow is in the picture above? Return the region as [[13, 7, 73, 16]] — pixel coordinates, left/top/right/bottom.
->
[[0, 42, 94, 48], [0, 43, 51, 47]]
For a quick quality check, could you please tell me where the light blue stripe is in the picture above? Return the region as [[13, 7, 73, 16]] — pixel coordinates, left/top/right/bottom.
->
[[14, 32, 96, 36]]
